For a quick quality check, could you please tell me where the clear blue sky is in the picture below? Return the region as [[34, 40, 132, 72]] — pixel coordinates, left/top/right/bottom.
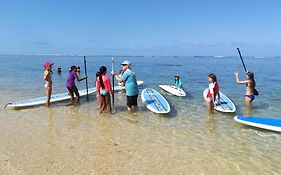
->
[[0, 0, 280, 56]]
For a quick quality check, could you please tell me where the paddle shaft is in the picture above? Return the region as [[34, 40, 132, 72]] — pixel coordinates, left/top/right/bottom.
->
[[111, 57, 115, 105], [83, 56, 89, 100], [237, 48, 247, 72]]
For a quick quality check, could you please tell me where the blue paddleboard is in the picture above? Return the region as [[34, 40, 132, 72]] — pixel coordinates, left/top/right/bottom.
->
[[234, 116, 281, 132], [141, 88, 170, 114]]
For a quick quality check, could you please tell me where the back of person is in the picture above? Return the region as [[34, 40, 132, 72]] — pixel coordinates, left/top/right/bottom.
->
[[96, 74, 112, 94], [121, 69, 139, 96]]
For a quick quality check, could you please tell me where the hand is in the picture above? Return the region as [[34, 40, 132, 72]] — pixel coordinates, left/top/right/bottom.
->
[[111, 71, 116, 76], [234, 72, 238, 76]]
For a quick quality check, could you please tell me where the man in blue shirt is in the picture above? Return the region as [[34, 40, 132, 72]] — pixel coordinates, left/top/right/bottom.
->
[[112, 60, 139, 112]]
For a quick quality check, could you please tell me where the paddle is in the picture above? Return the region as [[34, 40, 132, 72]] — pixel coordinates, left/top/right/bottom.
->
[[237, 48, 247, 72], [111, 57, 115, 106], [83, 56, 89, 101], [236, 48, 259, 96]]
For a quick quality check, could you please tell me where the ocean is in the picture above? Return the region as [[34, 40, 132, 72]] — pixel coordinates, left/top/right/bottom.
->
[[1, 55, 281, 174]]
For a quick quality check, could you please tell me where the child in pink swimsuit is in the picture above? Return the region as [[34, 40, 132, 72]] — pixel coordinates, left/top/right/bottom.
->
[[96, 66, 113, 114]]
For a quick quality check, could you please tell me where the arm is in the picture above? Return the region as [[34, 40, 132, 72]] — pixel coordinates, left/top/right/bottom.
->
[[75, 72, 87, 82], [96, 80, 100, 95], [44, 70, 50, 80], [235, 72, 249, 84], [111, 71, 125, 83], [105, 76, 113, 93]]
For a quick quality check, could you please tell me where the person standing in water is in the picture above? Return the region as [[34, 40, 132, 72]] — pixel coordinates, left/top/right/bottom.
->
[[235, 71, 257, 108], [96, 66, 113, 114], [111, 61, 139, 113], [57, 65, 62, 73], [43, 61, 53, 107], [174, 74, 184, 89], [66, 65, 87, 104], [204, 73, 220, 112]]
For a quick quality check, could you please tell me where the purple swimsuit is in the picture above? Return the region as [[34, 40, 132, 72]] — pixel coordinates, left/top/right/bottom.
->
[[66, 71, 79, 88]]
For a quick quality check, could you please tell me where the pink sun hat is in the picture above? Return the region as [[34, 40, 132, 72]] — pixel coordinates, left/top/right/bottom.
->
[[43, 61, 54, 69]]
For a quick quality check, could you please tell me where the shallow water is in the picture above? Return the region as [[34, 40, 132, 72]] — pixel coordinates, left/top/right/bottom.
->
[[1, 55, 281, 174]]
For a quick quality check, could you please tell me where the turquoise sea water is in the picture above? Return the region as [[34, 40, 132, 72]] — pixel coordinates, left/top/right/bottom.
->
[[1, 55, 281, 174]]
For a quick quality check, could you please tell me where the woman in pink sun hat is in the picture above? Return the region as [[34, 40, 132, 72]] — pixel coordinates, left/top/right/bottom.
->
[[43, 61, 53, 107]]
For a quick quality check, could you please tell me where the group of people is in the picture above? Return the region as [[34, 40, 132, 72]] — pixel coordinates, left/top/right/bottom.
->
[[204, 71, 257, 112], [43, 60, 257, 114], [43, 60, 139, 114], [43, 62, 87, 107], [95, 60, 139, 114]]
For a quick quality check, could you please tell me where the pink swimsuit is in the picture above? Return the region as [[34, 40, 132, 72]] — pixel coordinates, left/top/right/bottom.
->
[[96, 74, 113, 95]]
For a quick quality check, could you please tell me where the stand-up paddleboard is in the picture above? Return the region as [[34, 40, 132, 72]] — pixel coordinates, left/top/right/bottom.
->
[[203, 88, 236, 113], [141, 88, 170, 114], [234, 116, 281, 132], [114, 80, 143, 91], [6, 88, 96, 108], [158, 85, 186, 97]]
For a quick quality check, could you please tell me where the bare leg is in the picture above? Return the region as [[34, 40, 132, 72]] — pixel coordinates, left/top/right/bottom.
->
[[205, 97, 213, 112], [73, 86, 80, 103], [99, 96, 106, 114], [127, 106, 133, 113], [96, 94, 101, 109], [133, 105, 138, 112], [245, 97, 252, 108], [67, 88, 75, 104], [105, 94, 111, 113], [244, 97, 252, 115], [45, 86, 52, 107]]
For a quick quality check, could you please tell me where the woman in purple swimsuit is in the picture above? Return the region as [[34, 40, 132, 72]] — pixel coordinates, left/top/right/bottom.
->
[[235, 71, 256, 108], [66, 66, 87, 104]]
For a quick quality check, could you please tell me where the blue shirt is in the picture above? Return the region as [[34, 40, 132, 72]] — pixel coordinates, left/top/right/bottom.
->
[[121, 69, 139, 96], [175, 79, 184, 89]]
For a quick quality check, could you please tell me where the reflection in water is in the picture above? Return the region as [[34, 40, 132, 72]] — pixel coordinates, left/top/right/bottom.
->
[[93, 117, 118, 174], [244, 106, 252, 116], [67, 106, 83, 129], [44, 108, 56, 174]]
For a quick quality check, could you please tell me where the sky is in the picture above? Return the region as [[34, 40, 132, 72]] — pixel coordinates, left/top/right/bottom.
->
[[0, 0, 280, 56]]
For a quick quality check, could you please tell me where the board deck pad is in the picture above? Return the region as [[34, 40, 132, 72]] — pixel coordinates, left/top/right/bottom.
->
[[141, 88, 170, 114]]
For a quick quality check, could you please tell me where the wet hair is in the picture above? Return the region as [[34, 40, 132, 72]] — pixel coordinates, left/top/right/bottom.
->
[[208, 73, 217, 83], [247, 71, 256, 88], [70, 65, 77, 72], [96, 72, 100, 78], [98, 66, 107, 89], [174, 75, 180, 84]]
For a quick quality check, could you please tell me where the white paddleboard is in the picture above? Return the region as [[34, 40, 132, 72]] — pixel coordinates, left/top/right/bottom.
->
[[158, 84, 186, 97], [141, 88, 170, 114], [6, 88, 96, 108], [203, 88, 236, 113], [114, 80, 143, 91], [234, 116, 281, 132]]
